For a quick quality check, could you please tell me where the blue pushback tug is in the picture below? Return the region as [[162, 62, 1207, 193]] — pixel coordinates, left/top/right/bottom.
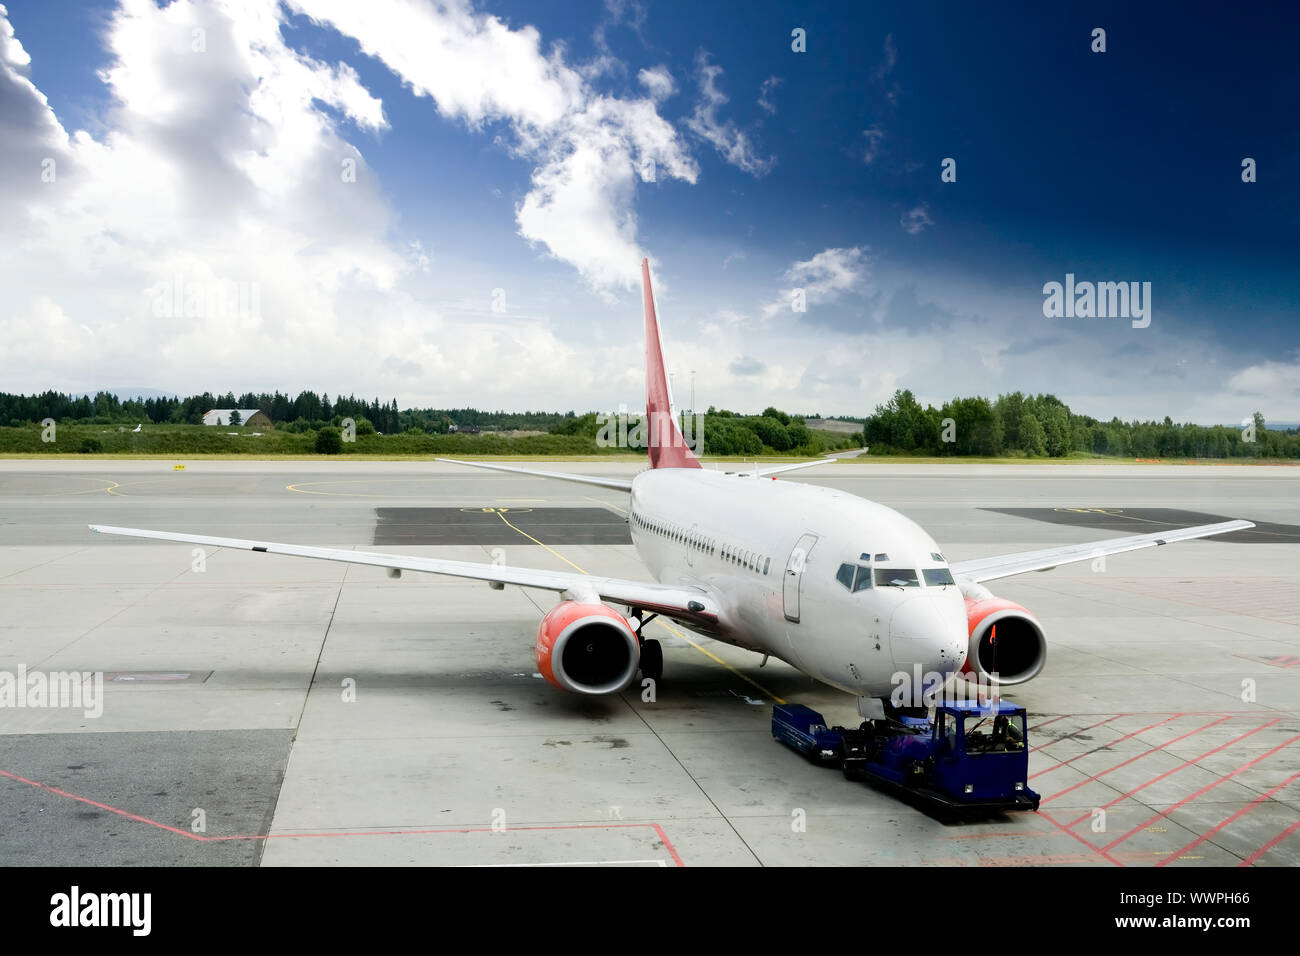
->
[[772, 701, 1040, 817]]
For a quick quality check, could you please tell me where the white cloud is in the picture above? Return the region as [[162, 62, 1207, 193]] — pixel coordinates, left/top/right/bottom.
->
[[292, 0, 579, 133], [900, 203, 933, 234], [762, 246, 870, 320], [0, 0, 709, 407], [292, 0, 698, 292], [516, 95, 698, 293], [1226, 355, 1300, 401], [684, 51, 775, 177], [1, 1, 635, 408], [637, 64, 676, 101], [729, 355, 765, 376], [860, 126, 885, 164], [757, 75, 781, 114], [874, 34, 897, 80], [594, 0, 647, 53]]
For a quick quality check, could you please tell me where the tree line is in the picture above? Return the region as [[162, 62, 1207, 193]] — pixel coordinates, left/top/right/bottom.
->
[[4, 387, 1295, 459], [0, 390, 600, 438], [0, 390, 401, 432], [551, 406, 858, 457], [863, 389, 1298, 458]]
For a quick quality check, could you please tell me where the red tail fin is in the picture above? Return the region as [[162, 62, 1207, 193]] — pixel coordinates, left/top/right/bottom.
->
[[642, 259, 701, 469]]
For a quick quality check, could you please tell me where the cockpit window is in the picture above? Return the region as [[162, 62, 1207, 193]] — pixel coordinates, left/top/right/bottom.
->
[[874, 553, 889, 562], [852, 566, 873, 592], [836, 562, 855, 590], [930, 552, 946, 562], [923, 567, 956, 587], [874, 568, 920, 588]]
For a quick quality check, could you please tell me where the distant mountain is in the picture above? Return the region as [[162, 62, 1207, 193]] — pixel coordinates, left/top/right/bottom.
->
[[1218, 421, 1300, 431]]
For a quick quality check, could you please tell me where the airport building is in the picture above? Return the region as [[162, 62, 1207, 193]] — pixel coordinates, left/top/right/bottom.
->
[[202, 409, 272, 427]]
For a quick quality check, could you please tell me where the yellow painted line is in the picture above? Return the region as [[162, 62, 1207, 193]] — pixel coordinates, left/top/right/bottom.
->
[[585, 495, 628, 515], [493, 511, 785, 704], [99, 476, 193, 496], [650, 617, 786, 705], [11, 475, 121, 497], [1056, 507, 1180, 528], [494, 511, 587, 574]]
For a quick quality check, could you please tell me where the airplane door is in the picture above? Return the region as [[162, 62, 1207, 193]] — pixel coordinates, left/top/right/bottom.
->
[[783, 533, 818, 623]]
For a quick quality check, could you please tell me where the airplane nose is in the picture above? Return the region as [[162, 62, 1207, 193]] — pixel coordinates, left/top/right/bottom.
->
[[889, 598, 967, 678]]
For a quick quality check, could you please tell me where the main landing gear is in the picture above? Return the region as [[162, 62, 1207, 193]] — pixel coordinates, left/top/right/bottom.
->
[[630, 610, 663, 681]]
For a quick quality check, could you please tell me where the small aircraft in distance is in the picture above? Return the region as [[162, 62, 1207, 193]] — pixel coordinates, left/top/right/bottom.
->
[[91, 261, 1252, 718]]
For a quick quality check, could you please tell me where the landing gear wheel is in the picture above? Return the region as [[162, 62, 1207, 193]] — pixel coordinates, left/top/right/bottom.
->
[[639, 638, 663, 681]]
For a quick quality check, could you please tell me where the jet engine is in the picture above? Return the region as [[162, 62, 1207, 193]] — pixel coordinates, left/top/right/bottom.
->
[[960, 591, 1047, 685], [535, 601, 640, 695]]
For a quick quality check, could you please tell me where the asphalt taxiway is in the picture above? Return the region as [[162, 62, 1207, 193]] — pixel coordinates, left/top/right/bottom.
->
[[1, 459, 1297, 866]]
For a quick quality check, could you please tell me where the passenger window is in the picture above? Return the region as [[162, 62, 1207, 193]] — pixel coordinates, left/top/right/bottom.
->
[[763, 557, 770, 575], [836, 562, 855, 590]]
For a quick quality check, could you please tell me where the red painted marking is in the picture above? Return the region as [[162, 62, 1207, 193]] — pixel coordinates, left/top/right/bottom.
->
[[1158, 767, 1300, 867], [1037, 809, 1124, 867], [1030, 715, 1181, 780], [0, 769, 685, 866], [653, 822, 685, 867], [0, 768, 200, 839], [1028, 715, 1069, 731], [1102, 727, 1298, 853], [1233, 654, 1300, 668], [1049, 716, 1234, 810], [1033, 714, 1123, 751], [1240, 817, 1300, 867]]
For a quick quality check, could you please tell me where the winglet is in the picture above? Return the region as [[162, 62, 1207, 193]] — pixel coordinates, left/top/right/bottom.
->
[[642, 258, 701, 469]]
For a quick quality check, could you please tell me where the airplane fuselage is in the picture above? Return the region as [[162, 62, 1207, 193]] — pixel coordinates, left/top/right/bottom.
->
[[628, 469, 968, 698]]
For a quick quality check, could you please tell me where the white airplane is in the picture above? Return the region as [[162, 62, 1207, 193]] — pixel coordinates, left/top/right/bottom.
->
[[90, 260, 1252, 716]]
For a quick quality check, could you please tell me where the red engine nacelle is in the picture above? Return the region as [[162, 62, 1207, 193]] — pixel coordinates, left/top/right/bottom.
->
[[535, 601, 640, 695], [960, 597, 1047, 685]]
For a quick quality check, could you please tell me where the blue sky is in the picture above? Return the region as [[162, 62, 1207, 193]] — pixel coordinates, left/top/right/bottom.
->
[[1, 0, 1297, 422]]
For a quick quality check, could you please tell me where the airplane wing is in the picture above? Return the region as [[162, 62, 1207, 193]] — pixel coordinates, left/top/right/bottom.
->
[[950, 519, 1254, 584], [739, 459, 834, 478], [433, 457, 634, 492], [88, 524, 719, 626], [733, 449, 867, 479]]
